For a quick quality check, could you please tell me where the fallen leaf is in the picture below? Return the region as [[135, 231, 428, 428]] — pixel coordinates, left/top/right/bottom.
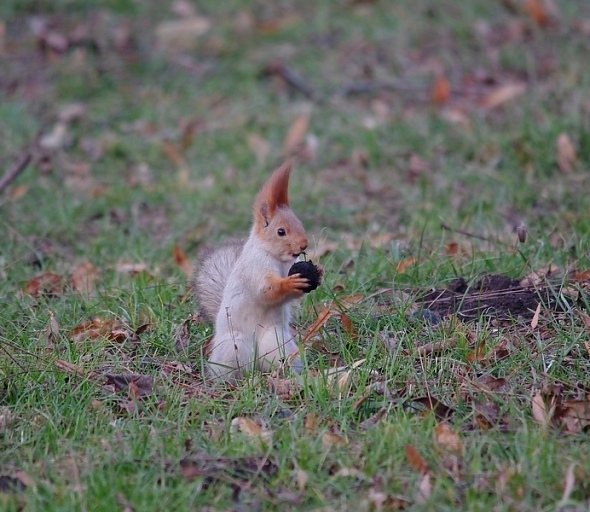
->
[[340, 313, 356, 340], [322, 431, 346, 448], [415, 473, 432, 504], [267, 375, 302, 400], [396, 257, 416, 274], [0, 407, 14, 429], [230, 417, 273, 446], [302, 308, 333, 344], [69, 261, 99, 298], [556, 133, 577, 173], [173, 245, 192, 278], [9, 184, 29, 200], [431, 75, 451, 106], [114, 261, 149, 275], [0, 475, 26, 492], [257, 13, 302, 35], [155, 16, 211, 51], [283, 114, 309, 157], [104, 374, 154, 398], [39, 122, 68, 150], [433, 423, 463, 455], [480, 83, 526, 109], [530, 302, 541, 329], [24, 272, 63, 298], [359, 407, 387, 430], [69, 317, 119, 343], [42, 309, 60, 348], [531, 391, 551, 428], [304, 413, 319, 434], [558, 400, 590, 433], [173, 316, 193, 354], [405, 445, 429, 474], [296, 469, 308, 491], [525, 0, 549, 26], [560, 463, 576, 505], [247, 133, 271, 164]]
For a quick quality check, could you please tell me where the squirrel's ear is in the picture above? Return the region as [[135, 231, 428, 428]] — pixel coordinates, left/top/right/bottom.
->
[[254, 161, 292, 222]]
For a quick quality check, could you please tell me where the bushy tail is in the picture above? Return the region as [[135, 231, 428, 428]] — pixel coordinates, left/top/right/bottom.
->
[[192, 239, 244, 322]]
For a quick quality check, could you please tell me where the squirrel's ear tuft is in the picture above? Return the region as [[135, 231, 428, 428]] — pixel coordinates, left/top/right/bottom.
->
[[254, 161, 292, 222], [259, 200, 269, 226]]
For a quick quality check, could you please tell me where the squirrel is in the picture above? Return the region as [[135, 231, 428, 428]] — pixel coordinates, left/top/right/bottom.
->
[[193, 162, 321, 383]]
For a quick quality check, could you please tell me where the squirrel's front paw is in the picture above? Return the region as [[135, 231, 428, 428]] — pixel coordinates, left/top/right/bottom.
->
[[284, 273, 310, 294]]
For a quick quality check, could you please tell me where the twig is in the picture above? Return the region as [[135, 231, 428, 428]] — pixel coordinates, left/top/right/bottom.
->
[[0, 152, 32, 194], [440, 222, 493, 242], [413, 338, 457, 357], [261, 61, 317, 100]]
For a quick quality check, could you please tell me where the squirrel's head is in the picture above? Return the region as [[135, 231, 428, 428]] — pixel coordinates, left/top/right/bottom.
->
[[253, 161, 308, 263]]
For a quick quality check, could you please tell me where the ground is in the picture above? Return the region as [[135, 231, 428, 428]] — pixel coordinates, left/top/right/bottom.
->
[[1, 0, 590, 510]]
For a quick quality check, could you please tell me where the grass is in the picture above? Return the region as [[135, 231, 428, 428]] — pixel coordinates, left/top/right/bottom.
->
[[2, 0, 590, 509]]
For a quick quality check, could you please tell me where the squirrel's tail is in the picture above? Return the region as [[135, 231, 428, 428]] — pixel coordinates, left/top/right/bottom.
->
[[192, 239, 244, 322]]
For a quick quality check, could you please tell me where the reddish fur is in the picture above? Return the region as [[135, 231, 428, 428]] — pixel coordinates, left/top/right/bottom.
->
[[253, 161, 292, 224], [261, 273, 308, 305]]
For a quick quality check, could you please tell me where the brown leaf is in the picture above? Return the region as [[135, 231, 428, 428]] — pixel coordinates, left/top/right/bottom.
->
[[556, 133, 577, 173], [55, 359, 101, 381], [24, 272, 63, 298], [304, 413, 319, 434], [0, 407, 14, 429], [230, 417, 272, 445], [359, 407, 387, 430], [411, 396, 454, 420], [9, 184, 29, 200], [69, 317, 119, 343], [283, 114, 309, 157], [405, 445, 429, 474], [69, 261, 99, 298], [396, 257, 416, 274], [445, 242, 459, 256], [433, 423, 463, 455], [302, 308, 333, 344], [531, 392, 551, 428], [42, 310, 60, 348], [322, 431, 346, 448], [267, 375, 302, 400], [339, 313, 357, 340], [525, 0, 549, 26], [558, 401, 590, 433], [431, 75, 451, 106], [480, 83, 526, 109], [105, 374, 154, 398], [173, 245, 192, 278], [530, 302, 541, 329], [173, 316, 193, 354], [560, 463, 576, 505], [416, 473, 432, 504], [257, 13, 302, 35]]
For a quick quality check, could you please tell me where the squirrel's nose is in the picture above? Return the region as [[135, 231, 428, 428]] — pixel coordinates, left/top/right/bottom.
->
[[300, 243, 308, 253]]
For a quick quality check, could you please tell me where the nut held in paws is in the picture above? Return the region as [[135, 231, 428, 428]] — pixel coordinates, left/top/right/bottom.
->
[[288, 260, 323, 293]]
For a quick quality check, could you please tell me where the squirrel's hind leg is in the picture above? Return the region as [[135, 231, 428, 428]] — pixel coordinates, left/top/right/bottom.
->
[[256, 329, 302, 374], [207, 334, 252, 383]]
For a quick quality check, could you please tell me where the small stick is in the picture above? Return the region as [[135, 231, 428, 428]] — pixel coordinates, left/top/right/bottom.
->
[[261, 61, 316, 100], [0, 152, 32, 194], [440, 222, 492, 242]]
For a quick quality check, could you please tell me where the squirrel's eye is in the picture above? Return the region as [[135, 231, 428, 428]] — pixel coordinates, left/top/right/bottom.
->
[[277, 228, 286, 237]]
